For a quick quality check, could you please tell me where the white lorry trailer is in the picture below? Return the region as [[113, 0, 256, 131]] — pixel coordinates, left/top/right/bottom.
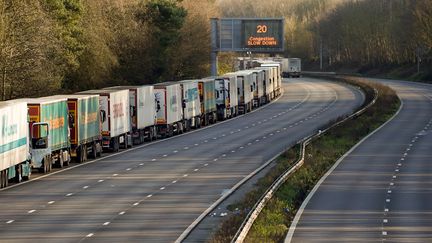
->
[[104, 86, 157, 144], [283, 58, 301, 78], [213, 74, 238, 120], [0, 101, 32, 188], [179, 80, 201, 131], [78, 89, 131, 152], [154, 82, 184, 138], [226, 72, 253, 114]]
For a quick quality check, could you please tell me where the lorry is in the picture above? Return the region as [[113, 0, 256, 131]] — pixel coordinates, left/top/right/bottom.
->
[[0, 101, 32, 188], [238, 69, 265, 107], [179, 80, 201, 130], [51, 94, 103, 162], [154, 82, 184, 138], [253, 66, 274, 103], [26, 97, 71, 172], [226, 72, 253, 114], [213, 74, 238, 120], [104, 86, 157, 144], [78, 89, 131, 152], [282, 58, 301, 78], [198, 79, 217, 126], [259, 62, 282, 97]]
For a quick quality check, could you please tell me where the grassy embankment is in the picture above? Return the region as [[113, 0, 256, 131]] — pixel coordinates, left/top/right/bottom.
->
[[210, 76, 400, 243]]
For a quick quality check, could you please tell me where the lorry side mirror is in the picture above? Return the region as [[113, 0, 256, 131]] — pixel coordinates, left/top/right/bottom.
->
[[156, 100, 161, 112], [100, 110, 107, 123], [68, 114, 75, 128]]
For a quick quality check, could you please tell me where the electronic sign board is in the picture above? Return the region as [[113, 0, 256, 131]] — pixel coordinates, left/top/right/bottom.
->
[[211, 18, 284, 53], [242, 19, 284, 50]]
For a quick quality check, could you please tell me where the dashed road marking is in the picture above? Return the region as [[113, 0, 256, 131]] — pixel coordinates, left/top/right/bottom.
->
[[133, 202, 139, 206], [103, 222, 110, 226], [48, 201, 55, 205], [382, 231, 387, 236], [28, 210, 36, 214], [98, 179, 104, 183], [386, 199, 391, 202], [147, 194, 152, 198], [173, 150, 178, 153], [183, 174, 188, 177], [194, 169, 199, 172], [139, 163, 144, 166], [151, 159, 156, 161], [204, 164, 208, 166], [66, 193, 73, 197], [6, 220, 14, 224], [113, 174, 119, 176], [119, 211, 125, 215], [172, 180, 177, 183], [213, 159, 218, 161], [126, 168, 132, 171], [184, 147, 189, 150], [163, 154, 168, 157], [86, 233, 94, 238], [384, 208, 389, 212], [160, 187, 165, 190], [383, 219, 388, 223], [388, 190, 392, 194], [83, 185, 89, 189]]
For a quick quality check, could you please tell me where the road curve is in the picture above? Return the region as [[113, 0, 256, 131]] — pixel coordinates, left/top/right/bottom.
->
[[288, 79, 432, 242], [0, 78, 363, 243]]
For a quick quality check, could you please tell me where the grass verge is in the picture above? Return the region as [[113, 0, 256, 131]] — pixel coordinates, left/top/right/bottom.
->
[[210, 76, 400, 243]]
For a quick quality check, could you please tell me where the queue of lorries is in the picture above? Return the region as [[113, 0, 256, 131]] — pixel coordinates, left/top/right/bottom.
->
[[0, 59, 289, 189]]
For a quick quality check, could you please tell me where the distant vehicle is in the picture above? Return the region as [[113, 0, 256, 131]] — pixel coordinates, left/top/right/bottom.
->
[[283, 58, 302, 78], [213, 74, 239, 120], [78, 89, 132, 152], [198, 79, 218, 126], [104, 86, 157, 144], [179, 80, 202, 130], [154, 82, 184, 138]]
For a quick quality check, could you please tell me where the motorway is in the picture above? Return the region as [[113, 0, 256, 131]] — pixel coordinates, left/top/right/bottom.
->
[[288, 79, 432, 242], [0, 78, 364, 243]]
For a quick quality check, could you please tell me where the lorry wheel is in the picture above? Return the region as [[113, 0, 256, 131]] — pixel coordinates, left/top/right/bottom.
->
[[14, 165, 22, 183], [113, 138, 120, 152], [58, 152, 64, 168], [0, 170, 5, 188], [90, 144, 97, 159]]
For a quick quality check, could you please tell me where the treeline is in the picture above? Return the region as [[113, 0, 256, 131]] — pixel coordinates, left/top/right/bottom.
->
[[0, 0, 217, 100], [219, 0, 432, 79]]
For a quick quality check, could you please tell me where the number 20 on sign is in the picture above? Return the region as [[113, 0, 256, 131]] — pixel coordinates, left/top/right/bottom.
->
[[257, 25, 267, 33]]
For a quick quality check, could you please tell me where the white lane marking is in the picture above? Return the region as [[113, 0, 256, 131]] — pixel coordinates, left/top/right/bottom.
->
[[383, 219, 388, 223], [48, 201, 55, 205], [392, 175, 397, 179], [240, 147, 244, 149], [270, 133, 274, 136], [195, 144, 199, 146], [86, 233, 94, 238], [230, 131, 234, 134], [194, 169, 199, 172], [263, 136, 267, 139], [119, 211, 125, 215], [388, 190, 392, 194], [255, 139, 260, 142], [160, 187, 165, 190], [139, 163, 144, 166], [183, 174, 188, 177], [382, 231, 387, 236], [231, 151, 235, 153], [184, 147, 189, 150], [66, 193, 73, 197], [204, 140, 208, 143], [126, 168, 132, 171], [248, 143, 252, 146], [398, 163, 402, 166], [245, 127, 249, 129], [163, 154, 168, 157], [172, 180, 177, 184], [390, 182, 394, 186], [395, 169, 399, 172], [173, 150, 178, 153], [6, 220, 14, 224], [283, 128, 287, 130], [103, 222, 110, 226], [98, 179, 104, 183], [237, 129, 241, 132], [204, 164, 208, 167], [147, 194, 152, 198], [384, 208, 389, 212], [386, 199, 391, 202], [285, 97, 403, 243], [83, 185, 89, 189], [113, 174, 119, 176], [28, 210, 36, 214], [213, 159, 218, 162], [222, 154, 226, 157], [213, 137, 217, 140], [133, 202, 139, 206]]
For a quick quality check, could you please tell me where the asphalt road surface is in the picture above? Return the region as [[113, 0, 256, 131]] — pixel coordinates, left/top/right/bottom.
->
[[0, 78, 364, 243], [288, 79, 432, 243]]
